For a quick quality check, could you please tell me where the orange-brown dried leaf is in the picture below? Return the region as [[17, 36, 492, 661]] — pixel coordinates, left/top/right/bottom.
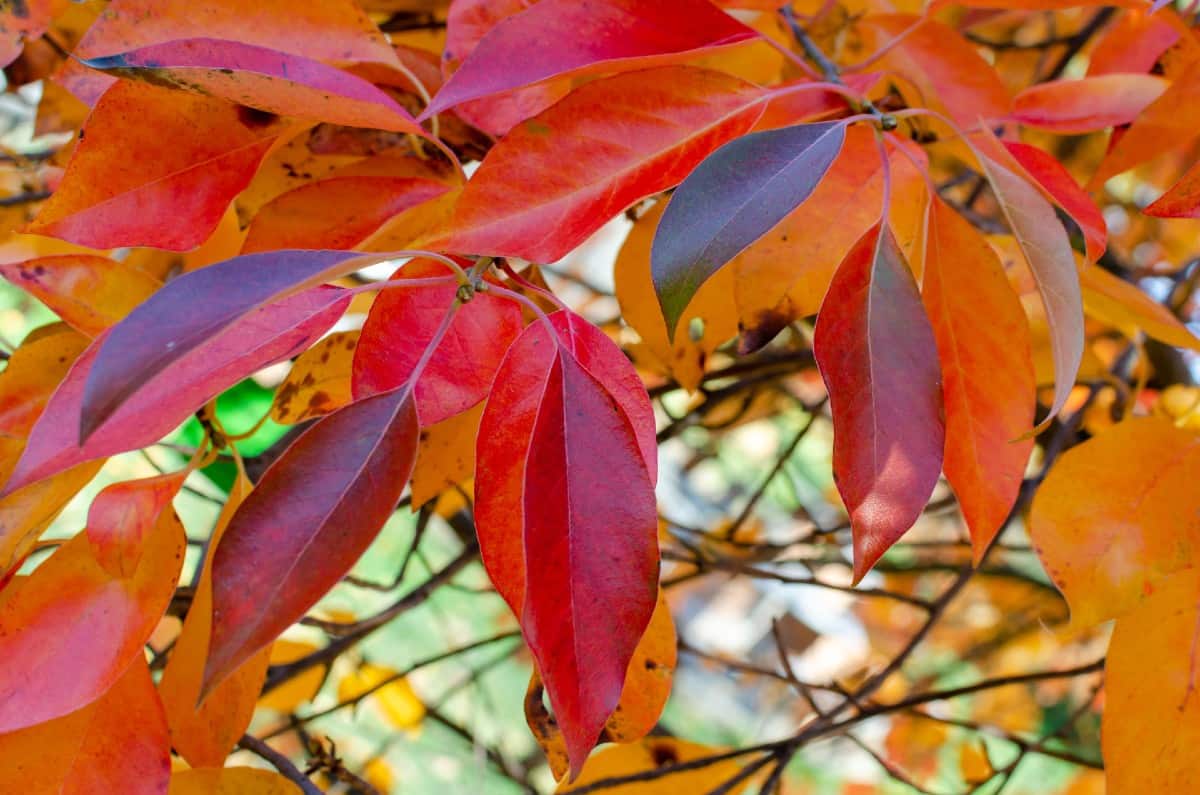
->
[[270, 330, 360, 425], [0, 255, 161, 337]]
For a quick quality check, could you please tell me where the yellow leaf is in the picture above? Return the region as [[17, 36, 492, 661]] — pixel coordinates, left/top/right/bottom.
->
[[604, 591, 676, 743], [337, 663, 426, 730], [557, 737, 744, 793], [411, 404, 482, 508], [364, 758, 396, 792], [1081, 265, 1200, 350], [168, 767, 302, 795], [270, 330, 359, 424], [1105, 568, 1200, 792], [258, 640, 326, 713]]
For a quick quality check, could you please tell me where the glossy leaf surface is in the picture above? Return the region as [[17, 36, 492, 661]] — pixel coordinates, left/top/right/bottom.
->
[[651, 121, 846, 336], [814, 224, 944, 582]]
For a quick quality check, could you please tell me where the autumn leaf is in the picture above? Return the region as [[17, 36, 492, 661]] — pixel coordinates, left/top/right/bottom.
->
[[0, 658, 170, 795], [270, 330, 359, 424], [652, 120, 846, 336], [1104, 569, 1200, 792], [1002, 141, 1107, 263], [421, 0, 758, 118], [436, 66, 766, 264], [168, 767, 303, 795], [352, 258, 523, 424], [1029, 418, 1200, 627], [27, 81, 292, 251], [1011, 74, 1167, 133], [1145, 158, 1200, 219], [410, 403, 483, 509], [1080, 266, 1200, 350], [978, 146, 1083, 424], [814, 224, 944, 582], [558, 737, 742, 793], [614, 198, 739, 391], [159, 474, 270, 769], [0, 497, 185, 731], [0, 255, 161, 337], [476, 309, 658, 776], [922, 198, 1034, 560], [202, 386, 420, 696], [4, 286, 349, 494]]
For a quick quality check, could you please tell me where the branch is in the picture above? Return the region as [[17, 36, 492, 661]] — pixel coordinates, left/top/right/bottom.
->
[[237, 734, 324, 795]]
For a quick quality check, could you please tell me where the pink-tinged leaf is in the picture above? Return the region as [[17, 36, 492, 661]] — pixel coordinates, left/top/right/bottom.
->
[[978, 149, 1083, 424], [74, 250, 386, 443], [421, 0, 758, 119], [755, 73, 879, 130], [651, 120, 846, 336], [441, 0, 570, 137], [83, 38, 424, 135], [1003, 141, 1107, 262], [87, 472, 187, 578], [0, 0, 50, 67], [0, 658, 171, 795], [0, 502, 185, 731], [27, 81, 290, 251], [1145, 158, 1200, 219], [1012, 74, 1167, 133], [202, 387, 420, 696], [4, 286, 349, 495], [1087, 9, 1178, 75], [242, 177, 452, 253], [476, 310, 658, 777], [1092, 58, 1200, 185], [352, 259, 523, 425], [922, 199, 1034, 561], [861, 14, 1010, 127], [61, 0, 400, 107], [813, 224, 944, 583], [0, 255, 162, 338], [435, 66, 765, 264]]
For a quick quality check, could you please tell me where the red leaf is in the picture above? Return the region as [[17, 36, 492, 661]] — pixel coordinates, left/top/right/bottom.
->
[[83, 38, 424, 135], [1003, 141, 1107, 262], [27, 81, 290, 251], [202, 387, 420, 696], [86, 472, 187, 578], [0, 658, 171, 795], [352, 259, 523, 425], [0, 496, 185, 731], [1012, 74, 1167, 134], [0, 0, 51, 68], [476, 310, 658, 776], [922, 198, 1034, 560], [1145, 158, 1200, 219], [813, 224, 944, 582], [441, 0, 570, 136], [4, 286, 348, 495], [421, 0, 757, 119], [436, 66, 765, 263]]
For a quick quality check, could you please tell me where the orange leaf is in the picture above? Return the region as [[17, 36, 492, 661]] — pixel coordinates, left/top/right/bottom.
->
[[1030, 418, 1200, 627], [0, 255, 161, 337], [1105, 568, 1200, 792], [922, 198, 1034, 560], [0, 658, 170, 794], [159, 474, 270, 768], [28, 81, 292, 251], [0, 502, 186, 731], [168, 767, 303, 795], [411, 403, 483, 509], [1080, 265, 1200, 350], [1012, 75, 1167, 133]]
